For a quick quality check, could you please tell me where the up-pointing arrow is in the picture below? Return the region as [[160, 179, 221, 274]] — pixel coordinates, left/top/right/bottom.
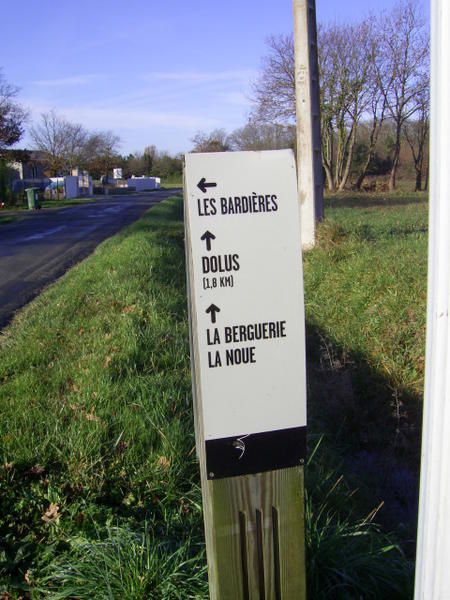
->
[[197, 178, 217, 193], [206, 304, 220, 324], [201, 230, 216, 251]]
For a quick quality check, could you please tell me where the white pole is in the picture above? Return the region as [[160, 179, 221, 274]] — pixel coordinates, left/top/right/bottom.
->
[[414, 1, 450, 598], [293, 0, 324, 250]]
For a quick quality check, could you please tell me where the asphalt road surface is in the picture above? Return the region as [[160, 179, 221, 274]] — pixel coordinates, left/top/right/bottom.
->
[[0, 190, 180, 329]]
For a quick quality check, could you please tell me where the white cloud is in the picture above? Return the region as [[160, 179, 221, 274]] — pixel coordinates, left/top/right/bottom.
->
[[32, 75, 99, 87], [63, 106, 220, 130], [142, 69, 257, 84], [24, 99, 219, 132]]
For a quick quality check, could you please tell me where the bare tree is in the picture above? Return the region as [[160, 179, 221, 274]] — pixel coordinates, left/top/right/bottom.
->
[[252, 35, 296, 124], [250, 1, 429, 192], [30, 111, 87, 175], [82, 130, 121, 177], [404, 77, 429, 191], [30, 112, 120, 177], [191, 129, 231, 153], [0, 70, 28, 151], [353, 82, 387, 190], [375, 0, 429, 190], [318, 20, 378, 191], [252, 24, 379, 192], [229, 119, 295, 151]]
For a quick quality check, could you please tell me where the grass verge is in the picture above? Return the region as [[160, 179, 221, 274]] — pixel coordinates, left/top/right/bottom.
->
[[160, 183, 183, 190], [0, 197, 207, 598], [0, 193, 418, 598], [305, 191, 427, 542], [7, 198, 101, 211], [0, 216, 15, 226]]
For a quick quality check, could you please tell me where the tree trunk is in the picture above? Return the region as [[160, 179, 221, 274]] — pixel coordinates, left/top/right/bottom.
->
[[323, 163, 335, 191], [338, 123, 357, 192], [321, 120, 335, 191], [424, 164, 429, 191], [389, 152, 399, 191], [388, 122, 402, 191], [415, 170, 422, 192], [354, 152, 372, 190], [354, 115, 383, 190]]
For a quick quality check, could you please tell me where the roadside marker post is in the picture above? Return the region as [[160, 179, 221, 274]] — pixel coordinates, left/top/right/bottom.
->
[[414, 0, 450, 597], [184, 150, 307, 598]]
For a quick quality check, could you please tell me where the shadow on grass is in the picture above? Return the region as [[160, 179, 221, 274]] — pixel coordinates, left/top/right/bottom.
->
[[305, 324, 421, 554]]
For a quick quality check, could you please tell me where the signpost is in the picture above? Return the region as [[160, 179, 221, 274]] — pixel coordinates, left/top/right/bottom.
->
[[184, 149, 307, 598]]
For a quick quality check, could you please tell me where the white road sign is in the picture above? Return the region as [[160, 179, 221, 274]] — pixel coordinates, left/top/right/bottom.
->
[[185, 150, 307, 479]]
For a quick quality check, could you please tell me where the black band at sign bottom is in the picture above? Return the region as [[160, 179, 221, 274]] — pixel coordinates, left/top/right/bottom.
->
[[205, 425, 307, 480]]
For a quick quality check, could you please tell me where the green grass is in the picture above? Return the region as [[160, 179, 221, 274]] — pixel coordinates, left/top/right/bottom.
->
[[305, 191, 427, 543], [8, 198, 101, 211], [307, 192, 427, 396], [0, 192, 421, 598], [4, 198, 100, 212], [0, 215, 15, 225], [160, 183, 183, 190], [39, 198, 98, 208], [0, 197, 207, 598]]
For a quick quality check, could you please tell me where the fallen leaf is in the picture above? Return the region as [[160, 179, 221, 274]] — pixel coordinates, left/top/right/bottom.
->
[[121, 305, 136, 314], [24, 570, 32, 584], [42, 503, 61, 524], [84, 408, 100, 422], [28, 465, 45, 476], [157, 456, 171, 470], [104, 355, 112, 368]]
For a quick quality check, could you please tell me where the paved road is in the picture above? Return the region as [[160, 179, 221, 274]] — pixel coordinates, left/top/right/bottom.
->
[[0, 190, 180, 329]]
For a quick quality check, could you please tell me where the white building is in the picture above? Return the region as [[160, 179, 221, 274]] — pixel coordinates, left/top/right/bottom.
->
[[127, 176, 160, 191]]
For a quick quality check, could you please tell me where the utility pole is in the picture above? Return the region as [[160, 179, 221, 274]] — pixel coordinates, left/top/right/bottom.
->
[[293, 0, 323, 249], [414, 1, 450, 598]]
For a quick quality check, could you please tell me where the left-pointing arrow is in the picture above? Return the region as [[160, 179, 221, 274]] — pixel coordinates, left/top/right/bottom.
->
[[198, 178, 217, 193], [200, 230, 216, 251], [206, 304, 220, 324]]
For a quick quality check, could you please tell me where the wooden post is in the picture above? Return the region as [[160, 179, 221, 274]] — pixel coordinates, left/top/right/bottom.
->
[[184, 150, 307, 598], [293, 0, 324, 249], [414, 1, 450, 597], [205, 469, 305, 598]]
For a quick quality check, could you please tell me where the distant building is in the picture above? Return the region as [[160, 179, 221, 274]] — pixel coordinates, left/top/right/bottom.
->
[[4, 150, 49, 193], [127, 176, 160, 191]]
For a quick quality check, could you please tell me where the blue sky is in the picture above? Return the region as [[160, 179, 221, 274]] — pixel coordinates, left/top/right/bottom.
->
[[2, 0, 428, 155]]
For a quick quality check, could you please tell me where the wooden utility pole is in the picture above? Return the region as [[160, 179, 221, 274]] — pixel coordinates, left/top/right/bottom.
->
[[414, 1, 450, 598], [293, 0, 323, 249], [185, 150, 307, 598]]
